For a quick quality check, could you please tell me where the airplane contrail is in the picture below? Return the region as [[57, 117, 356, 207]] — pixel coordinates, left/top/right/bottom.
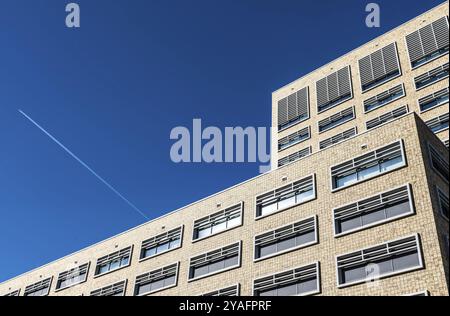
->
[[18, 109, 149, 221]]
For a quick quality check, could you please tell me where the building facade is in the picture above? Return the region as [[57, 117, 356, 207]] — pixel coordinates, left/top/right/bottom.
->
[[1, 2, 449, 297]]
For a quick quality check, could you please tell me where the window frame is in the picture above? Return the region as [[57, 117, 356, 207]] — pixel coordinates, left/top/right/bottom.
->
[[278, 126, 311, 152], [90, 280, 128, 297], [333, 184, 415, 237], [188, 241, 242, 282], [316, 65, 354, 114], [365, 105, 409, 131], [23, 277, 53, 297], [277, 87, 310, 132], [428, 143, 449, 184], [330, 139, 407, 192], [253, 215, 318, 262], [319, 127, 358, 150], [252, 262, 321, 297], [134, 262, 179, 296], [418, 87, 449, 113], [255, 174, 316, 220], [94, 246, 133, 278], [413, 63, 449, 91], [363, 83, 406, 114], [139, 226, 184, 262], [55, 262, 90, 292], [317, 107, 355, 134], [192, 203, 243, 242], [335, 234, 424, 288], [200, 284, 240, 296]]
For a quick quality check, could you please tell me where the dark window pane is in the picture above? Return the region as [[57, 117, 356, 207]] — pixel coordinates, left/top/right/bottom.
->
[[386, 201, 410, 218], [259, 244, 277, 258], [343, 266, 366, 283], [393, 253, 420, 271], [339, 216, 362, 233], [277, 238, 296, 252], [298, 278, 318, 294], [362, 209, 386, 226], [224, 256, 239, 268], [296, 231, 316, 245], [258, 289, 276, 296], [277, 284, 297, 296]]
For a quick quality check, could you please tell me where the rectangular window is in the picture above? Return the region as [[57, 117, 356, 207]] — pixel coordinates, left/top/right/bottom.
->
[[334, 185, 414, 236], [316, 66, 353, 113], [359, 43, 401, 92], [318, 107, 355, 133], [426, 113, 449, 134], [201, 284, 240, 296], [193, 203, 243, 241], [189, 242, 241, 281], [331, 140, 406, 191], [363, 84, 405, 113], [278, 127, 310, 151], [419, 87, 449, 112], [437, 187, 449, 221], [95, 246, 132, 276], [278, 87, 309, 131], [336, 235, 423, 287], [56, 263, 90, 291], [319, 127, 357, 150], [406, 17, 449, 69], [414, 63, 449, 90], [253, 262, 320, 296], [4, 290, 20, 296], [444, 139, 449, 148], [254, 216, 317, 261], [134, 263, 178, 296], [366, 105, 409, 130], [429, 144, 449, 183], [277, 146, 312, 167], [90, 280, 127, 296], [256, 174, 315, 219], [24, 278, 52, 297], [140, 227, 182, 260]]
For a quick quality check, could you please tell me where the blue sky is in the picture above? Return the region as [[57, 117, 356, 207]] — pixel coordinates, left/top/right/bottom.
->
[[0, 0, 445, 282]]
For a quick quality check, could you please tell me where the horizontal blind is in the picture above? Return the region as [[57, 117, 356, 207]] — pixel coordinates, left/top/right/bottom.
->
[[316, 66, 353, 112], [278, 87, 309, 129], [319, 127, 357, 149], [366, 105, 409, 130]]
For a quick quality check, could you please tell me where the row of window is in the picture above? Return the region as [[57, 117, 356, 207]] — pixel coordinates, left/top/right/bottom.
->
[[278, 81, 448, 159], [6, 140, 448, 296], [277, 16, 449, 131]]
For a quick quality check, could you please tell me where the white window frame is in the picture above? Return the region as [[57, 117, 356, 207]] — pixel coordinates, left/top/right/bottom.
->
[[23, 277, 53, 297], [139, 226, 184, 262], [192, 202, 243, 243], [277, 87, 311, 132], [55, 262, 91, 292], [418, 87, 449, 114], [134, 262, 179, 296], [413, 63, 449, 91], [200, 284, 241, 296], [363, 83, 406, 114], [253, 215, 318, 262], [403, 290, 429, 296], [316, 65, 354, 114], [333, 184, 415, 237], [335, 234, 424, 288], [254, 174, 316, 220], [188, 241, 242, 282], [252, 262, 321, 297], [330, 139, 407, 192], [317, 107, 355, 134], [278, 126, 311, 152], [94, 245, 133, 278], [90, 280, 128, 297]]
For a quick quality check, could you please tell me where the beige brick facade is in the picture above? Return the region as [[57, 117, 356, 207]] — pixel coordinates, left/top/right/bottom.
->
[[1, 2, 448, 297]]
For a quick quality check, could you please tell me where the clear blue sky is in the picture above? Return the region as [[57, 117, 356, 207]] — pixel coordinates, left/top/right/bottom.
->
[[0, 0, 445, 282]]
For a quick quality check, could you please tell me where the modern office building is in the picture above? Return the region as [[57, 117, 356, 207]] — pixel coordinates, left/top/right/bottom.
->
[[1, 2, 448, 297]]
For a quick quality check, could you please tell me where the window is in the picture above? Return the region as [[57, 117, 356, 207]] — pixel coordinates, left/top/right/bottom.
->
[[254, 216, 317, 261], [366, 105, 409, 130], [363, 84, 405, 113], [419, 87, 449, 112], [134, 263, 178, 296], [24, 278, 52, 297], [334, 185, 414, 236], [426, 113, 449, 134], [336, 235, 423, 287], [278, 87, 309, 131], [189, 242, 241, 281], [429, 144, 449, 182], [445, 139, 449, 148], [316, 66, 353, 113], [140, 227, 182, 260], [319, 127, 357, 150], [277, 146, 312, 167], [331, 140, 406, 191], [90, 280, 127, 296], [318, 107, 355, 133], [278, 127, 310, 151], [4, 290, 20, 296], [437, 187, 449, 221], [404, 291, 429, 297], [359, 43, 401, 92], [201, 284, 240, 296], [56, 263, 90, 291], [256, 174, 315, 218], [406, 17, 449, 69], [95, 246, 132, 276], [253, 262, 320, 296], [193, 203, 243, 241], [414, 63, 449, 90]]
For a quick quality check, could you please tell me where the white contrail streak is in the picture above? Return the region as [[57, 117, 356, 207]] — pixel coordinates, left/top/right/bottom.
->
[[18, 109, 149, 221]]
